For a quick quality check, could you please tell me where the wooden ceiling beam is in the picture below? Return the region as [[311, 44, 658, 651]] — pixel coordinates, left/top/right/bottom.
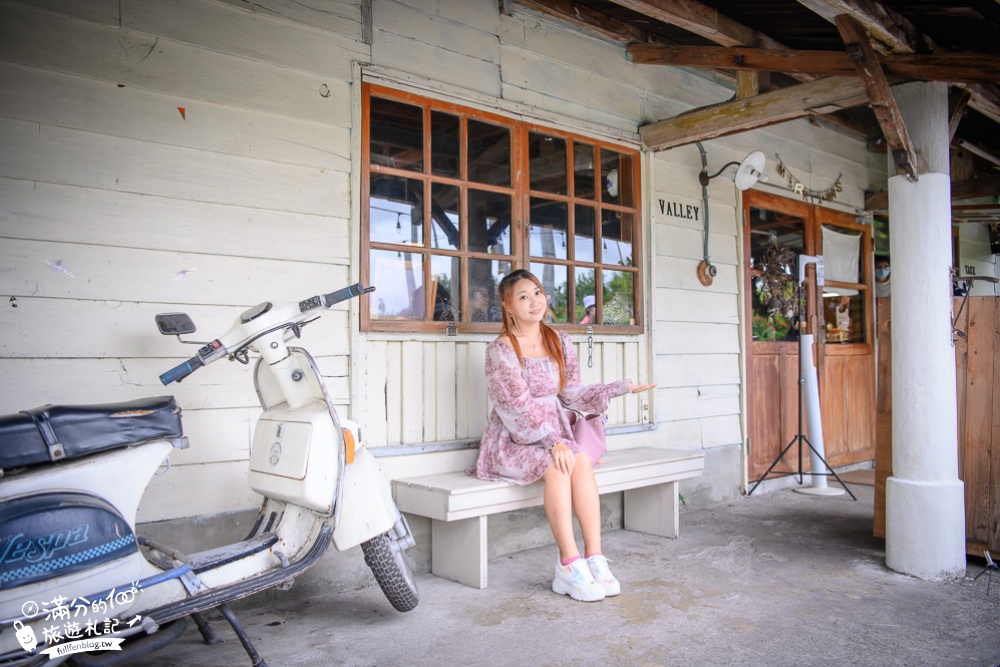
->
[[836, 14, 917, 180], [949, 88, 972, 142], [793, 0, 933, 54], [951, 175, 1000, 200], [639, 76, 867, 151], [627, 44, 1000, 84], [608, 0, 787, 49], [794, 0, 1000, 137], [518, 0, 654, 44]]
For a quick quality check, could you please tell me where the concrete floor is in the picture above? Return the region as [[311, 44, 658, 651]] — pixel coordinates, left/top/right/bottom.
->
[[129, 484, 1000, 667]]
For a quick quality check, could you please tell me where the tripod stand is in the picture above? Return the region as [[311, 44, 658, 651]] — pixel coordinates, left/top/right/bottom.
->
[[748, 275, 855, 499]]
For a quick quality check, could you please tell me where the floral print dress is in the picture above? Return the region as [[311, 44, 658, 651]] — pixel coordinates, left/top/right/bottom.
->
[[473, 330, 631, 485]]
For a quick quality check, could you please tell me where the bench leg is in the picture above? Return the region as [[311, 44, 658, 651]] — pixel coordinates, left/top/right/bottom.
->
[[623, 481, 679, 539], [431, 516, 488, 589]]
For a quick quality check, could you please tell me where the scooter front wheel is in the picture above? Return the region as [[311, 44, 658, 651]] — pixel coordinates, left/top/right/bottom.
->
[[360, 532, 419, 612]]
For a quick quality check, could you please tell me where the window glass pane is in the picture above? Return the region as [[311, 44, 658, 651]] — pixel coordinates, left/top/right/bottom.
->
[[468, 189, 512, 255], [600, 147, 627, 204], [602, 270, 635, 326], [431, 111, 460, 178], [468, 120, 510, 187], [431, 183, 460, 250], [529, 198, 568, 260], [469, 259, 505, 323], [574, 142, 596, 200], [748, 207, 806, 341], [529, 132, 567, 195], [369, 97, 423, 172], [370, 249, 423, 320], [601, 211, 633, 267], [430, 256, 459, 322], [575, 267, 596, 324], [823, 292, 865, 344], [574, 205, 596, 263], [370, 173, 423, 246], [531, 262, 568, 324]]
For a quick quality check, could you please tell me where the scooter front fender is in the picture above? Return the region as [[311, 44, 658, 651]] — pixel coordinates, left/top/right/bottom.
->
[[330, 446, 397, 551]]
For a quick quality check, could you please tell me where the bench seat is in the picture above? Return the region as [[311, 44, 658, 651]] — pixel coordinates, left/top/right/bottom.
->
[[392, 446, 705, 588]]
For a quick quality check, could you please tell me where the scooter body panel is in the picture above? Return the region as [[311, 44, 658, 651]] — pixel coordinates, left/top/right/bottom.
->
[[331, 446, 397, 551], [248, 401, 340, 516]]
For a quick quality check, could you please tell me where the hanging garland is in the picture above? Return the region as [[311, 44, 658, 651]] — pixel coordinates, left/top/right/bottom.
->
[[775, 154, 843, 203]]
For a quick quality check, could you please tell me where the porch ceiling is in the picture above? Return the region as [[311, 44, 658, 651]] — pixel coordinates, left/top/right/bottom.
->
[[516, 0, 1000, 201]]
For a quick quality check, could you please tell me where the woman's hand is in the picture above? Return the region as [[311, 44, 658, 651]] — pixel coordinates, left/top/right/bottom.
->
[[628, 380, 657, 394], [550, 442, 576, 476]]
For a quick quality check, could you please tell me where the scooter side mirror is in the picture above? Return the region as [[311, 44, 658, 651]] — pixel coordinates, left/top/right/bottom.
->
[[155, 312, 197, 336]]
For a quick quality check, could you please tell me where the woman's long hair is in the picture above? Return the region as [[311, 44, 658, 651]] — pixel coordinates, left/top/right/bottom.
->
[[497, 269, 566, 391]]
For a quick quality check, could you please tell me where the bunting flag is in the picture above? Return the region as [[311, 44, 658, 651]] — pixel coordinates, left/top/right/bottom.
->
[[177, 107, 186, 120], [775, 154, 843, 203]]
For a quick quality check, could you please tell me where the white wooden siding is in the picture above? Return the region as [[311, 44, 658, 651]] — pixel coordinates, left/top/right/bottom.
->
[[0, 0, 365, 522], [358, 338, 647, 447]]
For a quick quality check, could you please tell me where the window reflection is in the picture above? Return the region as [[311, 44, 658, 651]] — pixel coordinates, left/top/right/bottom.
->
[[431, 255, 459, 322], [602, 270, 634, 326], [529, 133, 567, 195], [370, 97, 423, 172], [430, 184, 460, 251], [575, 267, 596, 324], [469, 120, 510, 187], [370, 249, 424, 320], [431, 111, 459, 178], [574, 142, 596, 200], [575, 205, 596, 263], [370, 174, 423, 246], [529, 199, 568, 260], [469, 258, 505, 323], [601, 210, 633, 266], [469, 189, 512, 255]]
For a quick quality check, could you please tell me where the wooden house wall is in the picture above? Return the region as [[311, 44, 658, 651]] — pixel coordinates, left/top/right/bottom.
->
[[0, 0, 883, 522]]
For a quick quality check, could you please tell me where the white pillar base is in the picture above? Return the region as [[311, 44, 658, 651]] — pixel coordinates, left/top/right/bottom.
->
[[886, 476, 966, 579], [793, 485, 845, 497]]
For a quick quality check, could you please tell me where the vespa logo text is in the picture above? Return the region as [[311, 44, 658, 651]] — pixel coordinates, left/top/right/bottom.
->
[[0, 525, 90, 565]]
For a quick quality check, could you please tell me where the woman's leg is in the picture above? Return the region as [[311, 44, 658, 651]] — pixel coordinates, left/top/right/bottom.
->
[[570, 454, 602, 556], [542, 465, 579, 560]]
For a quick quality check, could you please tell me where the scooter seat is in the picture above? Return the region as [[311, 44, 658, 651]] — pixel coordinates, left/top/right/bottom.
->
[[0, 396, 183, 471]]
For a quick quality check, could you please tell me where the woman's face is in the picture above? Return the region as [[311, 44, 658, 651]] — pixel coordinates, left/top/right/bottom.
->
[[505, 278, 547, 326]]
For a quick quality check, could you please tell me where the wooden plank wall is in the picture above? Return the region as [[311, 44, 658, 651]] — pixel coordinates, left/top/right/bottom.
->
[[874, 297, 1000, 556], [0, 0, 366, 522]]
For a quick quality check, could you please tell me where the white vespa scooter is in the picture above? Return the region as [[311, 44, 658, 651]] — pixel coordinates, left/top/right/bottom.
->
[[0, 283, 417, 666]]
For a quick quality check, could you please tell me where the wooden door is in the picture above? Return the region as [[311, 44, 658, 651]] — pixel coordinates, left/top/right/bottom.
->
[[743, 191, 876, 483]]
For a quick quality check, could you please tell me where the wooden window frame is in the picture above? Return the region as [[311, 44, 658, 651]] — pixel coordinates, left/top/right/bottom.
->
[[360, 83, 644, 334]]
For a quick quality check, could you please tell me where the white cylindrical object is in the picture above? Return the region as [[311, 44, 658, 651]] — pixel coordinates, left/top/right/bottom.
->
[[794, 334, 843, 496], [798, 333, 828, 488]]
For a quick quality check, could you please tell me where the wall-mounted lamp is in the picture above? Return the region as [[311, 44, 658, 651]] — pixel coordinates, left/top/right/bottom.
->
[[694, 143, 768, 286]]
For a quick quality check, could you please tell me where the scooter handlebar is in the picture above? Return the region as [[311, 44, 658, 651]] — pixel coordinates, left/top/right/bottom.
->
[[321, 283, 375, 308], [159, 356, 204, 385]]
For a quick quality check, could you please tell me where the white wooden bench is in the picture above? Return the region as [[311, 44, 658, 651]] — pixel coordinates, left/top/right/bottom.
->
[[392, 446, 705, 589]]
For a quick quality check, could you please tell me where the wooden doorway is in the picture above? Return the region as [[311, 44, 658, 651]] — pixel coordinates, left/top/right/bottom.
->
[[743, 191, 876, 483]]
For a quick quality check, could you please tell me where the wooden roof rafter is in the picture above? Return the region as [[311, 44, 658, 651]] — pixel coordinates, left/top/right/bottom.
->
[[835, 14, 918, 181]]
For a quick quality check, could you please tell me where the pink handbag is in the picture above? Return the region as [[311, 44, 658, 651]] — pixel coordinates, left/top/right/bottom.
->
[[568, 411, 607, 464]]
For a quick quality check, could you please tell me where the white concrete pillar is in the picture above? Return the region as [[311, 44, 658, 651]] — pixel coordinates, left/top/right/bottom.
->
[[885, 81, 966, 579]]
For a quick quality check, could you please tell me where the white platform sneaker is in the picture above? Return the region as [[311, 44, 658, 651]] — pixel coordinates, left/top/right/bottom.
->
[[552, 558, 605, 602], [586, 554, 621, 597]]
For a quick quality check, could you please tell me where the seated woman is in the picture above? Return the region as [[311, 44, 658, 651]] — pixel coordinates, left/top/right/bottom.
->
[[472, 269, 654, 602]]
